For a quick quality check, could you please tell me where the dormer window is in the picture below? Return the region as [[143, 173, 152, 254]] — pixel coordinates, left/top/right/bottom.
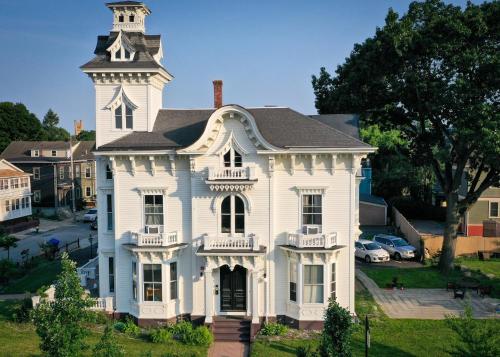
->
[[223, 148, 242, 168], [124, 49, 130, 59], [51, 150, 57, 157], [31, 149, 39, 157], [107, 31, 135, 62], [129, 15, 135, 22], [115, 50, 121, 59], [118, 14, 124, 22], [114, 103, 133, 130]]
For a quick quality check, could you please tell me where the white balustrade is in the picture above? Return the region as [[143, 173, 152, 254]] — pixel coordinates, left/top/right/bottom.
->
[[287, 232, 338, 248], [204, 234, 260, 251], [208, 167, 256, 180], [130, 231, 178, 247], [89, 297, 114, 312]]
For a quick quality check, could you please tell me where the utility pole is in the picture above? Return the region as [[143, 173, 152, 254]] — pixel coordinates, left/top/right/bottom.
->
[[69, 132, 76, 222]]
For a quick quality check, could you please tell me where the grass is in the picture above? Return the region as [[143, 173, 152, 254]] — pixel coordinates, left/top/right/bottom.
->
[[0, 301, 208, 357], [359, 260, 500, 298], [1, 258, 62, 294], [251, 281, 500, 357]]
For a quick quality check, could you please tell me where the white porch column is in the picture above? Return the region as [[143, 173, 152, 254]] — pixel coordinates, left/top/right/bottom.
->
[[251, 270, 259, 324], [205, 268, 214, 323]]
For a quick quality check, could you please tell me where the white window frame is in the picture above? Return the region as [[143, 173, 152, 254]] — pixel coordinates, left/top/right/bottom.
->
[[301, 194, 323, 235], [5, 200, 10, 212], [106, 194, 113, 231], [85, 186, 91, 197], [289, 261, 297, 302], [222, 147, 243, 168], [169, 261, 178, 300], [303, 265, 324, 304], [51, 150, 57, 157], [331, 263, 336, 300], [143, 263, 162, 302], [33, 167, 40, 181], [489, 200, 500, 218], [14, 198, 19, 210], [108, 256, 115, 294], [114, 103, 134, 130], [85, 167, 91, 178], [132, 261, 137, 301], [0, 179, 8, 190], [143, 194, 164, 233], [59, 166, 64, 180], [219, 194, 245, 237], [33, 190, 41, 203], [32, 149, 39, 157], [106, 165, 113, 180], [10, 178, 19, 189]]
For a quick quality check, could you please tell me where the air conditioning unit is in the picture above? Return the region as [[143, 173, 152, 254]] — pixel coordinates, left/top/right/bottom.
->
[[303, 225, 321, 235], [145, 225, 162, 234]]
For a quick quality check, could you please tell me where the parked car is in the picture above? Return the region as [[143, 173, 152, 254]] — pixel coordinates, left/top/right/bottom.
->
[[90, 220, 98, 230], [83, 209, 98, 222], [355, 239, 390, 263], [373, 234, 416, 260]]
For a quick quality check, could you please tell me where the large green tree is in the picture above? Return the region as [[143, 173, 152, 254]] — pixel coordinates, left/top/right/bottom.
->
[[75, 130, 96, 141], [42, 109, 70, 141], [0, 102, 44, 152], [312, 0, 500, 271]]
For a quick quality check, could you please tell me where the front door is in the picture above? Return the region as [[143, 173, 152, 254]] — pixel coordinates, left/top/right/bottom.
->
[[220, 265, 246, 311]]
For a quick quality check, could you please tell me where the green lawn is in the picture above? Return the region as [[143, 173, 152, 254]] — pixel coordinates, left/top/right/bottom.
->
[[0, 301, 207, 357], [251, 281, 500, 357], [455, 257, 500, 278], [1, 258, 62, 294]]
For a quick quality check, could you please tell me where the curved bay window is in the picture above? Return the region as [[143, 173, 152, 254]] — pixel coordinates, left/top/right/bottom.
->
[[220, 195, 245, 235]]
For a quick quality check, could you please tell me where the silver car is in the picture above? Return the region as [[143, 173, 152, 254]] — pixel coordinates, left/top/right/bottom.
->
[[373, 234, 416, 260]]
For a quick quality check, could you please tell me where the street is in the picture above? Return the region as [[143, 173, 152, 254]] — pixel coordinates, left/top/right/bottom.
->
[[0, 216, 96, 263]]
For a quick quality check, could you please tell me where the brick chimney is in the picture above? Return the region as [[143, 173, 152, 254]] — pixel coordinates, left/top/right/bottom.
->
[[213, 80, 223, 109]]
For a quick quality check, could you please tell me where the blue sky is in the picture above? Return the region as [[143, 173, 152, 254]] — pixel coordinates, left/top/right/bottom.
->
[[0, 0, 476, 132]]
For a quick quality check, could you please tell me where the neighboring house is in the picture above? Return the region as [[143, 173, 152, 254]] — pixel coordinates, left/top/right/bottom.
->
[[81, 1, 375, 333], [465, 186, 500, 237], [311, 114, 387, 226], [0, 141, 96, 212], [0, 159, 32, 225]]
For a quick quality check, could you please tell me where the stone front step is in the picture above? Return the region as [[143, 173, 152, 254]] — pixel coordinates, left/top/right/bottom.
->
[[212, 317, 251, 342]]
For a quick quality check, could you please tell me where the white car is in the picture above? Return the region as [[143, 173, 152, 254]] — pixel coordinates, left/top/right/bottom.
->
[[355, 239, 390, 263], [83, 209, 98, 222]]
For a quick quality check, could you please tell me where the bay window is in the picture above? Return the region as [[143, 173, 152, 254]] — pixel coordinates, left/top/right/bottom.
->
[[289, 262, 297, 302], [303, 265, 323, 304], [144, 264, 162, 302], [331, 263, 336, 300], [170, 262, 178, 300]]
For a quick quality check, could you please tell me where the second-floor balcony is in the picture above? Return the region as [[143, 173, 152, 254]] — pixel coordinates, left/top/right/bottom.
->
[[203, 233, 261, 251], [130, 231, 178, 247], [287, 232, 338, 249], [206, 167, 257, 192]]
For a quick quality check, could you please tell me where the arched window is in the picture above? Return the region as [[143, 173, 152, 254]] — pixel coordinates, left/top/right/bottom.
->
[[220, 195, 245, 235], [114, 103, 133, 130], [223, 148, 243, 168]]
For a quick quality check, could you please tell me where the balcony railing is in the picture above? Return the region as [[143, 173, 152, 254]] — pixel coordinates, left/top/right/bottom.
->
[[287, 232, 338, 249], [203, 234, 260, 251], [207, 167, 256, 181], [130, 231, 178, 247]]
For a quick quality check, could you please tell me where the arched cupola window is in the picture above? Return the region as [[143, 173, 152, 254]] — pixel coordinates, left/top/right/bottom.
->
[[223, 148, 242, 168], [220, 195, 245, 235]]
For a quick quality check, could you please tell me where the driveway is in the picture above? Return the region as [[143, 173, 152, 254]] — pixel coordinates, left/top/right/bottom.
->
[[357, 269, 499, 319], [356, 258, 423, 269], [0, 217, 95, 263]]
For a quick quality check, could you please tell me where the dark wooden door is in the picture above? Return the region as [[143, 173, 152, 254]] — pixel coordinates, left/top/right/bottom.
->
[[220, 265, 246, 311]]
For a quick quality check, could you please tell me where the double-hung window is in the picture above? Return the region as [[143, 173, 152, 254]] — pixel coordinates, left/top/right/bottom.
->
[[5, 200, 10, 212], [303, 265, 324, 304], [490, 201, 499, 218], [170, 262, 178, 300], [144, 264, 162, 301], [220, 195, 244, 235], [33, 167, 40, 181], [15, 198, 19, 210], [302, 194, 322, 234], [59, 167, 64, 180], [75, 165, 80, 177], [106, 194, 113, 231], [114, 103, 133, 130], [0, 179, 8, 190], [289, 262, 297, 302], [33, 190, 41, 203], [223, 148, 242, 168], [11, 179, 19, 189], [85, 187, 91, 197], [331, 263, 336, 300], [106, 165, 113, 180], [108, 257, 115, 293], [144, 195, 163, 232], [85, 167, 91, 178]]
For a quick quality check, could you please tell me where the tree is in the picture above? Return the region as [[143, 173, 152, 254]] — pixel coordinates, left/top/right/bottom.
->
[[319, 298, 354, 357], [312, 0, 500, 272], [93, 324, 125, 357], [43, 109, 60, 128], [0, 234, 19, 261], [75, 130, 96, 141], [445, 305, 500, 357], [0, 102, 44, 152], [32, 252, 93, 357]]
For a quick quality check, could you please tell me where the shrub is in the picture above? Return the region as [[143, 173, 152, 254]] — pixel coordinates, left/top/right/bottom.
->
[[149, 328, 172, 343], [183, 326, 214, 346], [296, 345, 319, 357], [319, 298, 355, 357], [86, 311, 108, 324], [93, 324, 125, 357], [122, 316, 141, 336], [12, 297, 33, 323], [168, 320, 193, 339], [260, 322, 289, 336], [113, 321, 126, 333]]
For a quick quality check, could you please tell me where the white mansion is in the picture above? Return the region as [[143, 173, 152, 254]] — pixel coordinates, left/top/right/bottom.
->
[[82, 1, 374, 337]]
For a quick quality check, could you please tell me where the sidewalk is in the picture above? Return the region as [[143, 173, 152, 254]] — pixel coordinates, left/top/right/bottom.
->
[[356, 269, 499, 319], [208, 342, 249, 357]]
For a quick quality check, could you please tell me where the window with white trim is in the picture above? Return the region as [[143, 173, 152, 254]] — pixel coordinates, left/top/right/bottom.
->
[[106, 194, 113, 231], [85, 167, 91, 178], [21, 177, 29, 188], [114, 103, 133, 130], [5, 200, 10, 212], [14, 198, 19, 210], [331, 263, 336, 300], [303, 265, 324, 304], [33, 190, 41, 203], [170, 262, 178, 300], [490, 201, 499, 218], [109, 257, 115, 293], [59, 166, 64, 180], [144, 264, 162, 302], [144, 195, 163, 232], [26, 196, 30, 208], [223, 148, 242, 168], [289, 261, 297, 302], [51, 150, 57, 157], [132, 261, 137, 301], [85, 187, 91, 197], [0, 179, 8, 190], [220, 195, 244, 235], [21, 197, 25, 209], [10, 178, 19, 189], [33, 167, 40, 181], [75, 164, 80, 177], [302, 194, 322, 234], [31, 149, 39, 157], [106, 165, 113, 180]]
